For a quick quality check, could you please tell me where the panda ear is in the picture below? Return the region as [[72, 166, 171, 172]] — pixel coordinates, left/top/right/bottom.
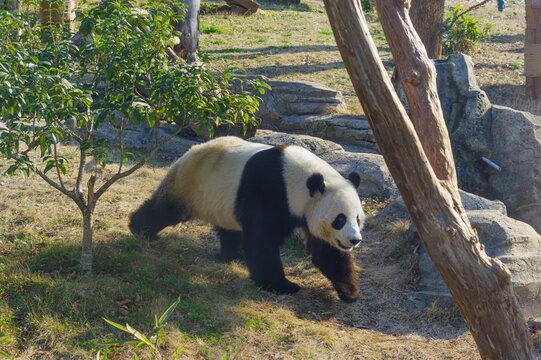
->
[[348, 172, 361, 188], [307, 173, 325, 197]]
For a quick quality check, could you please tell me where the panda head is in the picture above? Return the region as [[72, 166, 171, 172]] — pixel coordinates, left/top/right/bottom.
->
[[305, 172, 365, 252]]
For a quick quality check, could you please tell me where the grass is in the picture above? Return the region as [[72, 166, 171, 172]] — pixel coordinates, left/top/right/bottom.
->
[[0, 144, 483, 359], [199, 0, 534, 114], [0, 0, 539, 358]]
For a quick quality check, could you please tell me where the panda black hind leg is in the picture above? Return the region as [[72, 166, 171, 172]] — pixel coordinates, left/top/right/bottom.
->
[[216, 227, 244, 262], [306, 234, 359, 303]]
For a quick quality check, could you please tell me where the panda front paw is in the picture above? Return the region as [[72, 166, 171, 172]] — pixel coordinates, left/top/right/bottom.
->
[[333, 280, 359, 303], [260, 279, 300, 295]]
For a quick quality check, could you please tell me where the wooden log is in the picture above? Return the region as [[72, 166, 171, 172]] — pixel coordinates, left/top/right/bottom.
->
[[322, 0, 535, 359], [526, 0, 541, 102], [224, 0, 259, 14]]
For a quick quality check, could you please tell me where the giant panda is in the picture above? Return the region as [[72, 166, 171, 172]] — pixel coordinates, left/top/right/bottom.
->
[[129, 136, 365, 302]]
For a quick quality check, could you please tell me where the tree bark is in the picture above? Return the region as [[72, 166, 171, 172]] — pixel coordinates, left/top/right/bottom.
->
[[0, 0, 18, 11], [322, 0, 534, 359], [80, 210, 93, 274], [525, 0, 541, 103], [39, 0, 75, 34], [173, 0, 201, 64], [409, 0, 445, 59]]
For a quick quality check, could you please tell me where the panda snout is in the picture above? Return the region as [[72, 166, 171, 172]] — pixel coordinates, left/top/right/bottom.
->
[[349, 237, 362, 246]]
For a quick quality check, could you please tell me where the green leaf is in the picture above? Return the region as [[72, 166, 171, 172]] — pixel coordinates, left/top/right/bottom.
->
[[126, 324, 155, 349], [103, 318, 131, 334], [158, 297, 180, 326]]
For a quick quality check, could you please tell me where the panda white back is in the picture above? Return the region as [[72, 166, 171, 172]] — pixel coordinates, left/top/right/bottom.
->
[[164, 136, 270, 231]]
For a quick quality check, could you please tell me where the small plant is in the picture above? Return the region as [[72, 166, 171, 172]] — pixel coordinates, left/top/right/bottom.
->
[[443, 5, 492, 54], [102, 297, 181, 360], [0, 333, 15, 359], [0, 0, 267, 275], [361, 0, 375, 13]]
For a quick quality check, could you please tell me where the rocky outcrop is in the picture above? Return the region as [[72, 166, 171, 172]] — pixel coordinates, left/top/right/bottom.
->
[[425, 53, 541, 235], [489, 105, 541, 235], [414, 210, 541, 317], [279, 114, 377, 150], [381, 189, 507, 219], [434, 54, 494, 197], [233, 75, 378, 150], [384, 191, 541, 317]]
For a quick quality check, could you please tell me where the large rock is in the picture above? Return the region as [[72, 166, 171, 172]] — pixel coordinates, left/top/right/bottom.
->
[[381, 189, 507, 219], [414, 210, 541, 317], [279, 114, 378, 150], [434, 54, 494, 197], [251, 130, 395, 198], [232, 75, 346, 127], [489, 105, 541, 235], [250, 130, 344, 156]]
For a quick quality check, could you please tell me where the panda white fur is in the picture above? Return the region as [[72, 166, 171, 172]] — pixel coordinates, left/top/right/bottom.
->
[[129, 136, 365, 302]]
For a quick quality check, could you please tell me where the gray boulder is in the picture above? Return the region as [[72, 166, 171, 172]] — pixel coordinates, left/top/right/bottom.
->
[[434, 54, 494, 197], [250, 130, 344, 156], [232, 75, 346, 128], [414, 210, 541, 317], [382, 189, 507, 219], [279, 114, 378, 150], [489, 105, 541, 235]]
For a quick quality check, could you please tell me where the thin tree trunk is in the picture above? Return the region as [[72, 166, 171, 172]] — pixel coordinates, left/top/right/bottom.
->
[[39, 0, 75, 34], [409, 0, 445, 59], [80, 210, 93, 274], [322, 0, 534, 359], [525, 0, 541, 103]]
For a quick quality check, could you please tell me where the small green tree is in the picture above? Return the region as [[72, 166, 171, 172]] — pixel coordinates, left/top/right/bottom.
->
[[0, 0, 267, 274]]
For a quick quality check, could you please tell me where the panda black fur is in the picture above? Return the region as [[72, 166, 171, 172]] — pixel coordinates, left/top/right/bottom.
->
[[129, 136, 365, 302]]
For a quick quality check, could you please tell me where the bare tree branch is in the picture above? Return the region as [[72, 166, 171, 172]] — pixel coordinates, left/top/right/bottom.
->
[[93, 124, 187, 202]]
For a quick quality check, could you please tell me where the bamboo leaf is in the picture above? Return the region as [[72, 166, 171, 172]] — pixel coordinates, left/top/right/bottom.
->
[[158, 297, 180, 326], [103, 318, 130, 334], [126, 324, 154, 349]]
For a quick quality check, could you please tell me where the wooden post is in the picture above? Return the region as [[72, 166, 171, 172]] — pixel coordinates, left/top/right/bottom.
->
[[526, 0, 541, 103], [322, 0, 535, 359]]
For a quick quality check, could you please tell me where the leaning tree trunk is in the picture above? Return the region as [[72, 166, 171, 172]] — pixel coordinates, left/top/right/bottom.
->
[[322, 0, 534, 359], [525, 0, 541, 104], [409, 0, 445, 59]]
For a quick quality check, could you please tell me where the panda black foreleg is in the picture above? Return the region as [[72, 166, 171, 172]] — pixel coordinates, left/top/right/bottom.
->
[[306, 234, 359, 303], [216, 227, 244, 262], [242, 224, 300, 295]]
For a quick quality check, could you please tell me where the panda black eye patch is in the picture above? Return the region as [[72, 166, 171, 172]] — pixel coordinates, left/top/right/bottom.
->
[[332, 214, 347, 230]]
